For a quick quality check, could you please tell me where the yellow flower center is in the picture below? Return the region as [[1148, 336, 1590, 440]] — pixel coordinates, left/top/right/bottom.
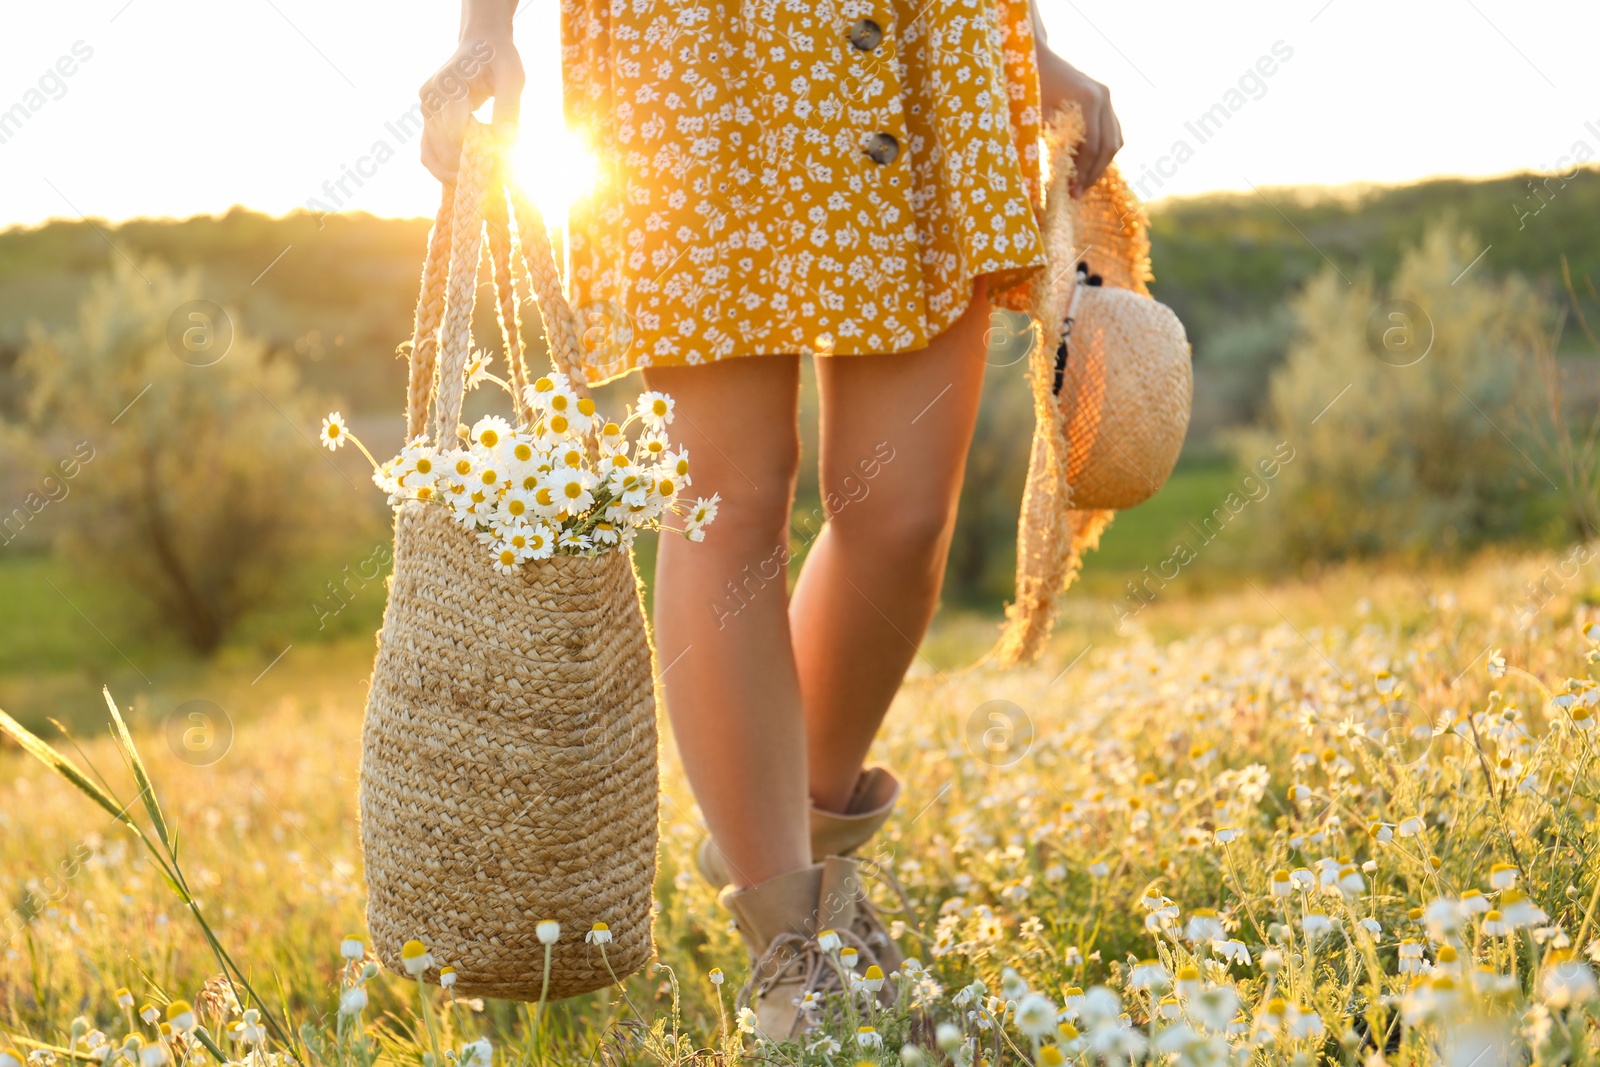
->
[[480, 429, 499, 448], [416, 457, 433, 474]]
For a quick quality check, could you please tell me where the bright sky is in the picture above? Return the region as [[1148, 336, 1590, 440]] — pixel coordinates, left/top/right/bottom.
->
[[0, 0, 1596, 228]]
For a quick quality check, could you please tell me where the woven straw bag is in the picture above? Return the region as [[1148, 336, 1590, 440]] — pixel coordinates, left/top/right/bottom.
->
[[994, 107, 1194, 666], [361, 123, 659, 1000]]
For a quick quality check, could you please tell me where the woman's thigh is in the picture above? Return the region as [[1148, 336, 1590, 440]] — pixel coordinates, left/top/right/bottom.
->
[[811, 285, 993, 539], [643, 354, 804, 550]]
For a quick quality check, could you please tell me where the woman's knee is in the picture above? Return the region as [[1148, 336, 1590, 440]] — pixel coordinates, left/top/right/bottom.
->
[[827, 483, 959, 563]]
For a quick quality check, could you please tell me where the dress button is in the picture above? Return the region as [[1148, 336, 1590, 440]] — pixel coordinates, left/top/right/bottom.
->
[[863, 132, 899, 165], [848, 19, 883, 51]]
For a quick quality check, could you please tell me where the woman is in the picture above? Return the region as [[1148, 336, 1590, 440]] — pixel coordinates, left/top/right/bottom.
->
[[420, 0, 1120, 1037]]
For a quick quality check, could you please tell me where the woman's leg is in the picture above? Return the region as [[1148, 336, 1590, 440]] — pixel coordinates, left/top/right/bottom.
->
[[644, 354, 811, 890], [790, 282, 994, 813]]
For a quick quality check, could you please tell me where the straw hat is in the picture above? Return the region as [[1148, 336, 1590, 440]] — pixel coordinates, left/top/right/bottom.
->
[[992, 106, 1193, 667]]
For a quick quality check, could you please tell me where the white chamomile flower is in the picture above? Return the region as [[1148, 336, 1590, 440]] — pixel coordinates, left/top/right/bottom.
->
[[536, 920, 561, 945], [525, 523, 556, 560], [557, 528, 592, 552], [399, 441, 440, 487], [500, 523, 536, 560], [635, 430, 670, 462], [591, 521, 620, 546], [586, 923, 612, 945], [339, 986, 368, 1016], [497, 488, 536, 526], [321, 412, 349, 450], [635, 390, 674, 429], [547, 468, 596, 514], [465, 350, 493, 388], [471, 415, 513, 452], [598, 420, 628, 456], [685, 493, 720, 526], [660, 448, 692, 485], [491, 542, 521, 575], [653, 470, 684, 503], [403, 940, 435, 979]]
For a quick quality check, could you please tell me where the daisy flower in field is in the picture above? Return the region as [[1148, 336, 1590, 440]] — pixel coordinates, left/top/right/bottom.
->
[[338, 985, 368, 1016], [1302, 911, 1334, 942], [165, 1001, 196, 1033], [340, 934, 366, 959], [1489, 862, 1518, 890], [232, 1010, 266, 1044], [1129, 960, 1168, 991], [320, 412, 349, 450], [1540, 951, 1599, 1007], [1486, 648, 1506, 678], [1185, 909, 1224, 943], [1500, 889, 1548, 928], [401, 939, 434, 976], [1398, 939, 1427, 975], [1213, 938, 1251, 966], [460, 1038, 492, 1067], [1015, 993, 1057, 1037], [635, 390, 674, 429], [586, 923, 612, 945]]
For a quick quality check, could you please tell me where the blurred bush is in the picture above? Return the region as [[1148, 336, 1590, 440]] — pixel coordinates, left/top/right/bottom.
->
[[1237, 223, 1565, 562], [10, 258, 346, 654]]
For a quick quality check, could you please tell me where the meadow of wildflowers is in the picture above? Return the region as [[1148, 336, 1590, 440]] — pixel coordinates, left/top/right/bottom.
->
[[4, 545, 1600, 1066]]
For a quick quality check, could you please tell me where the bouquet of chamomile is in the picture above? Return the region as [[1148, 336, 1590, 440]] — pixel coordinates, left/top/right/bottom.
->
[[320, 355, 718, 574]]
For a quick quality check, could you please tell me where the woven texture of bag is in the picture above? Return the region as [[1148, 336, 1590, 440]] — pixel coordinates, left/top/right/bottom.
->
[[361, 123, 659, 1000], [994, 106, 1193, 666]]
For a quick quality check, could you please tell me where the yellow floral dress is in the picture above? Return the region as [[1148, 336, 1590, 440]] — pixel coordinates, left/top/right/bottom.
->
[[559, 0, 1047, 384]]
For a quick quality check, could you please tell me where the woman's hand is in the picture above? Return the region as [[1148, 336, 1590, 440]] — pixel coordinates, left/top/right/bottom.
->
[[420, 0, 523, 183], [1035, 49, 1123, 198]]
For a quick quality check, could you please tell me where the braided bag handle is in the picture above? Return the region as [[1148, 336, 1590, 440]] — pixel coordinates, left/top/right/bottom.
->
[[402, 121, 592, 444]]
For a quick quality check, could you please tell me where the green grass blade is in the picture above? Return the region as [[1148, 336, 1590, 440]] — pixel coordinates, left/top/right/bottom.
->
[[0, 706, 138, 831], [103, 686, 173, 851]]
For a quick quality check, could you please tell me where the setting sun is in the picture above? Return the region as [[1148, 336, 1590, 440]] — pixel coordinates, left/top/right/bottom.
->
[[510, 119, 599, 229]]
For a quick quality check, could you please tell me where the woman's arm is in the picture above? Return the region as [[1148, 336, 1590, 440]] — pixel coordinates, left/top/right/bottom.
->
[[420, 0, 523, 182], [1030, 1, 1123, 197]]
